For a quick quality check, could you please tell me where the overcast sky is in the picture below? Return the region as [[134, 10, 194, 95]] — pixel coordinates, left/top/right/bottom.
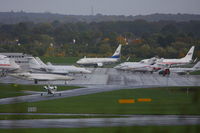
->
[[0, 0, 200, 15]]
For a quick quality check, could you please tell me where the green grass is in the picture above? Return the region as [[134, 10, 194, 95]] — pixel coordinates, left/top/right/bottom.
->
[[0, 126, 199, 133], [0, 84, 81, 98], [0, 87, 200, 115], [39, 56, 80, 65], [190, 70, 200, 75], [39, 56, 142, 66]]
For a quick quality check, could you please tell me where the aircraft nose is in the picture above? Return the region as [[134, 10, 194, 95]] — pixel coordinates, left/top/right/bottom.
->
[[76, 60, 82, 64], [114, 65, 120, 69], [84, 69, 92, 74]]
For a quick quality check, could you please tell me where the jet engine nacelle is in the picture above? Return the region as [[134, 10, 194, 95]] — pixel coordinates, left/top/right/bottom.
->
[[97, 63, 103, 67]]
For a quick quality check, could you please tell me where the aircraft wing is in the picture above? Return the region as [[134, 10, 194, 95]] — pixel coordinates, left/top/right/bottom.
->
[[45, 68, 69, 74]]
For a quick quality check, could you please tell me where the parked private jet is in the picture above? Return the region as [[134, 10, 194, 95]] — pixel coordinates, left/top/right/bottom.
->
[[9, 72, 74, 84], [114, 57, 161, 73], [151, 46, 194, 66], [169, 61, 200, 75], [76, 44, 122, 67], [28, 57, 91, 74], [160, 46, 195, 65], [0, 55, 20, 70], [0, 55, 20, 76]]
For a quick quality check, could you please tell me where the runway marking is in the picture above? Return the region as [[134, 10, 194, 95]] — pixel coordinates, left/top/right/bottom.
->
[[118, 99, 135, 103], [137, 98, 152, 102]]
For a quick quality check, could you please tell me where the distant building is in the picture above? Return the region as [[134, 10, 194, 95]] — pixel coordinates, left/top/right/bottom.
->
[[0, 53, 32, 69]]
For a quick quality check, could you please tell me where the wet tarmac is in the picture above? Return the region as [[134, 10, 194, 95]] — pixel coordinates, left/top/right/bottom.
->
[[0, 68, 200, 86], [0, 115, 199, 128]]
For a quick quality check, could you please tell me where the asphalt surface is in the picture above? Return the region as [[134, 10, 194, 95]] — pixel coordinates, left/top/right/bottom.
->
[[0, 113, 143, 117], [0, 115, 199, 128], [0, 68, 200, 86]]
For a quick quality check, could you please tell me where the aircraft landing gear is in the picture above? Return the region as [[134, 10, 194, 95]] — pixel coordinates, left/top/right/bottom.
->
[[40, 93, 61, 96], [65, 81, 69, 85], [159, 69, 170, 76], [34, 79, 38, 84]]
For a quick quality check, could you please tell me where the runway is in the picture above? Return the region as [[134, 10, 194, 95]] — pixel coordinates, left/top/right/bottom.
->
[[0, 115, 199, 128]]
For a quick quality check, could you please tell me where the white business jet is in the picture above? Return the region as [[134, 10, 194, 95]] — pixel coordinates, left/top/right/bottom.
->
[[9, 72, 74, 84], [155, 46, 195, 66], [169, 61, 200, 75], [76, 44, 122, 67], [28, 57, 91, 74], [140, 46, 195, 67], [114, 57, 161, 73], [0, 55, 20, 70], [0, 55, 20, 76]]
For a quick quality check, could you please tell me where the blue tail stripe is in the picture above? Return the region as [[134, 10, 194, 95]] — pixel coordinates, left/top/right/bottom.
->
[[111, 55, 120, 58]]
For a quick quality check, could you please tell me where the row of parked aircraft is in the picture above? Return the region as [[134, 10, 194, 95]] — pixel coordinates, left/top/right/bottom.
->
[[0, 56, 76, 84], [76, 45, 199, 75], [114, 46, 199, 74], [28, 57, 91, 74], [0, 45, 199, 84]]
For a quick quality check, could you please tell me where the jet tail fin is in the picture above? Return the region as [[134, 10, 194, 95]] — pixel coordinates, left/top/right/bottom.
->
[[27, 57, 45, 69], [111, 44, 122, 58], [182, 46, 195, 61], [35, 57, 46, 66], [193, 58, 198, 63], [126, 56, 130, 61]]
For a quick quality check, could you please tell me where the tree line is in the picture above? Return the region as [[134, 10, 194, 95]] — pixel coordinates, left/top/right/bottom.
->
[[1, 12, 200, 24], [0, 20, 200, 59]]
